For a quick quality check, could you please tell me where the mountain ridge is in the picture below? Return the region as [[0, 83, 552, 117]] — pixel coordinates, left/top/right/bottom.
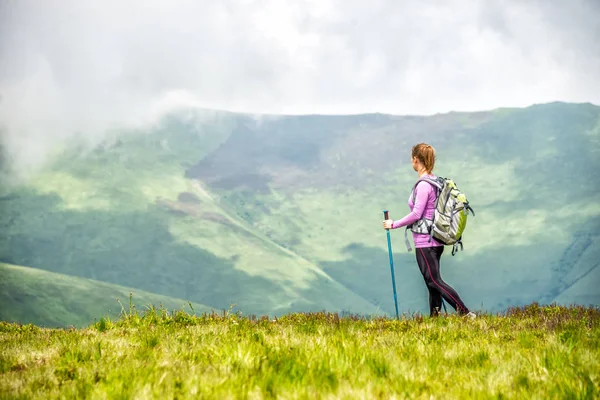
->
[[1, 101, 599, 326], [155, 100, 600, 119]]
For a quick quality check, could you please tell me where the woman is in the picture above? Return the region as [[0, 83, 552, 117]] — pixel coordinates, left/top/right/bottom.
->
[[383, 143, 475, 319]]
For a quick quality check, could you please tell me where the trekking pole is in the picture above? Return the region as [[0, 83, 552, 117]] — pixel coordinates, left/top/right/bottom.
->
[[383, 210, 400, 319]]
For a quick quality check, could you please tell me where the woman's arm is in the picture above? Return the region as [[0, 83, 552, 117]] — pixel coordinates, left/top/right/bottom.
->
[[390, 181, 431, 229]]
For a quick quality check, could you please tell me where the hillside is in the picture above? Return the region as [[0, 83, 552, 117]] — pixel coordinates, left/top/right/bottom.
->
[[0, 262, 215, 328], [1, 102, 599, 326], [551, 234, 600, 306], [183, 102, 600, 313]]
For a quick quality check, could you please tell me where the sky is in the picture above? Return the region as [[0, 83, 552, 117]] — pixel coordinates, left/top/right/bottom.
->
[[0, 0, 599, 174]]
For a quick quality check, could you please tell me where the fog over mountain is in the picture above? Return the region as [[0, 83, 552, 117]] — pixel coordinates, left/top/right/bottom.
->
[[1, 0, 599, 176]]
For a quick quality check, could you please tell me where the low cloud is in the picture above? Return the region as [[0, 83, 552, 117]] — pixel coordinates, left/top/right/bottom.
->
[[1, 0, 599, 176]]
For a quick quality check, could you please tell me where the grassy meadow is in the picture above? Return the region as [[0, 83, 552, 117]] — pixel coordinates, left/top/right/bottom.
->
[[1, 300, 599, 399]]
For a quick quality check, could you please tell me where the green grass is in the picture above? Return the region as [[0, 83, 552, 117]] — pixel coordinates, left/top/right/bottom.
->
[[0, 303, 598, 399]]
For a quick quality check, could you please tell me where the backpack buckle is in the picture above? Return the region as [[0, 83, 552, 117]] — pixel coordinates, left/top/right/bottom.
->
[[451, 240, 464, 256]]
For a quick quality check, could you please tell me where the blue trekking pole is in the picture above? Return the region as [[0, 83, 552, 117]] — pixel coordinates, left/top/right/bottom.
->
[[383, 210, 399, 319]]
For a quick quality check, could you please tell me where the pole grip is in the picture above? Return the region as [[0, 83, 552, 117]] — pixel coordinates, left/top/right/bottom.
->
[[383, 210, 389, 220]]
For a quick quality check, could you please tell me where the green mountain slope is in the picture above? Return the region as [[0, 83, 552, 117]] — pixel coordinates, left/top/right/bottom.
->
[[550, 234, 600, 306], [0, 113, 383, 323], [1, 102, 599, 325], [553, 265, 600, 306], [0, 262, 215, 328], [183, 102, 600, 313]]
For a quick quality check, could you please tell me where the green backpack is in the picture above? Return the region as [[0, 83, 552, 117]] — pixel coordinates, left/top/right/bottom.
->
[[404, 176, 475, 256]]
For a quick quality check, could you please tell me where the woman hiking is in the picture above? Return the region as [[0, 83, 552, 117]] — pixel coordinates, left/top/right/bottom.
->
[[383, 143, 476, 319]]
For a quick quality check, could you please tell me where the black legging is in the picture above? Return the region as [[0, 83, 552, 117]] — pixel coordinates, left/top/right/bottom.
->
[[415, 246, 470, 316]]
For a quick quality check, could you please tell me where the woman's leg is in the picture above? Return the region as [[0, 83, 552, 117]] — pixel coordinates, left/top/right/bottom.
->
[[416, 246, 470, 315], [428, 286, 443, 317], [417, 247, 442, 316]]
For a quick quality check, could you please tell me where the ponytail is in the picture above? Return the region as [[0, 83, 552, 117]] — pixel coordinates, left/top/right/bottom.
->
[[411, 143, 436, 173]]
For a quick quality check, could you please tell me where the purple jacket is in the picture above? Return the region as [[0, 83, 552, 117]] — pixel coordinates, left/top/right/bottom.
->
[[391, 174, 442, 248]]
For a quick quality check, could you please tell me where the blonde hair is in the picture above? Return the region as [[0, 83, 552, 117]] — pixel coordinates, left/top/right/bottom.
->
[[412, 143, 436, 173]]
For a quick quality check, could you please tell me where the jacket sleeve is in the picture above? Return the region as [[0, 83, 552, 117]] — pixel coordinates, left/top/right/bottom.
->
[[391, 181, 430, 229]]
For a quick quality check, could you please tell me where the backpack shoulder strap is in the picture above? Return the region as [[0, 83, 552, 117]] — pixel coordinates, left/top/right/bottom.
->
[[411, 177, 444, 202], [419, 177, 444, 191]]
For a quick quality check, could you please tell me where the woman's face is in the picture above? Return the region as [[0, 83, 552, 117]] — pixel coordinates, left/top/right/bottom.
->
[[411, 156, 419, 171]]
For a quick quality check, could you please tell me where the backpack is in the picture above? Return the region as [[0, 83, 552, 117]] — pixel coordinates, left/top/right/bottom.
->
[[404, 176, 475, 256]]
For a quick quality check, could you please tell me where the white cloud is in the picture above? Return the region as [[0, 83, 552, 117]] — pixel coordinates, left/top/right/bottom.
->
[[0, 0, 599, 174]]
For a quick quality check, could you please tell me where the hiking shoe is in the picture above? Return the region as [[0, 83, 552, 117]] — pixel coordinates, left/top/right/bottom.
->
[[466, 312, 476, 320]]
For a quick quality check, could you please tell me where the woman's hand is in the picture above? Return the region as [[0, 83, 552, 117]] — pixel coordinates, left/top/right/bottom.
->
[[383, 219, 394, 230]]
